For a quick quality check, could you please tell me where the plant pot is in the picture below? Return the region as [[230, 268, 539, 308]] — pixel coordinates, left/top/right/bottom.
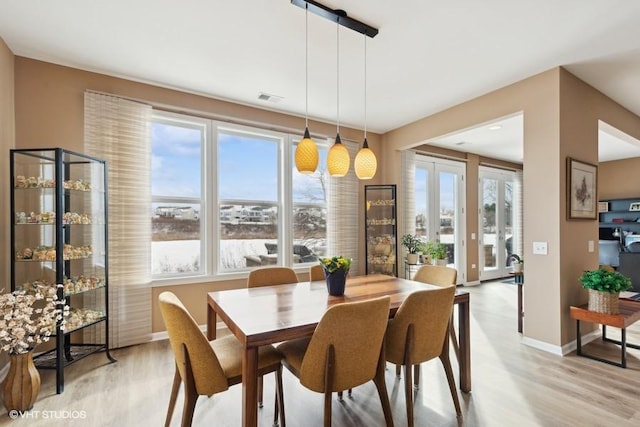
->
[[406, 253, 419, 264], [432, 258, 447, 266], [325, 269, 349, 296], [588, 289, 619, 314], [3, 350, 41, 412], [512, 263, 523, 273]]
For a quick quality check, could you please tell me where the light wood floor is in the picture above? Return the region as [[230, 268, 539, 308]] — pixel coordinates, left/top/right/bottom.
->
[[2, 281, 640, 426]]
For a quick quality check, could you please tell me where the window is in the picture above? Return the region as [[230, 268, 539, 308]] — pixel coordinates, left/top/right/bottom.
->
[[151, 114, 205, 277], [151, 110, 328, 280]]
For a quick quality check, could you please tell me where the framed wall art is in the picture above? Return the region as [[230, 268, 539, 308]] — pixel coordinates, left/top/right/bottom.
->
[[567, 157, 597, 220]]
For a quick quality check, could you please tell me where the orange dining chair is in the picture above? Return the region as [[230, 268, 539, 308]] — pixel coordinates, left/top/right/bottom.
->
[[247, 266, 299, 407], [277, 296, 394, 427], [412, 265, 460, 363], [309, 264, 325, 281], [385, 286, 461, 426], [158, 291, 285, 427], [247, 266, 299, 288]]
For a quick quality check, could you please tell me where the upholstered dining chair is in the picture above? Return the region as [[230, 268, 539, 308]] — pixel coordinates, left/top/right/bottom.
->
[[247, 266, 299, 407], [385, 287, 461, 426], [309, 264, 325, 281], [412, 265, 460, 362], [247, 266, 299, 288], [277, 296, 394, 427], [159, 291, 285, 427]]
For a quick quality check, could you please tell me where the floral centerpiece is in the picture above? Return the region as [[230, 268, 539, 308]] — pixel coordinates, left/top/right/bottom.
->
[[1, 285, 67, 412], [0, 286, 66, 354], [319, 256, 351, 296]]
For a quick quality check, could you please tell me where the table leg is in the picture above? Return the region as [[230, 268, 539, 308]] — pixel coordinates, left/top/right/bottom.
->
[[206, 302, 217, 340], [242, 346, 259, 427], [458, 298, 471, 392], [621, 328, 627, 368], [576, 320, 582, 356], [517, 283, 523, 333]]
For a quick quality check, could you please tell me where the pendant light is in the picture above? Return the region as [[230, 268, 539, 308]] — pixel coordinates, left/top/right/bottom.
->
[[327, 23, 350, 177], [354, 35, 377, 179], [294, 6, 319, 174]]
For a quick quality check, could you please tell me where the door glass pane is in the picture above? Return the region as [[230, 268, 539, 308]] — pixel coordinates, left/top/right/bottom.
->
[[439, 171, 456, 265], [482, 178, 498, 270], [414, 167, 429, 239], [504, 180, 514, 265]]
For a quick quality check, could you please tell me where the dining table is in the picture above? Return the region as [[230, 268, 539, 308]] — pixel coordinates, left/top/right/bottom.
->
[[206, 274, 471, 427]]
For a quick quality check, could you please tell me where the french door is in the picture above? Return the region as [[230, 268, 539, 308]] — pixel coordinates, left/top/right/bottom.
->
[[414, 156, 466, 284], [479, 167, 516, 280]]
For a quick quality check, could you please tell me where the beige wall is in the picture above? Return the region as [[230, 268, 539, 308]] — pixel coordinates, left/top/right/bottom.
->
[[382, 67, 640, 349], [0, 37, 15, 371], [599, 157, 640, 199], [12, 57, 383, 333]]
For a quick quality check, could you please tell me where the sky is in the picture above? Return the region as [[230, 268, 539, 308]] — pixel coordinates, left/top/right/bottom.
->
[[152, 121, 327, 204]]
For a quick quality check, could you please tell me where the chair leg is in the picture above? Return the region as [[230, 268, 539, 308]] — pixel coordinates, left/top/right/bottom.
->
[[258, 375, 264, 408], [439, 341, 462, 417], [374, 345, 395, 427], [337, 390, 343, 401], [181, 346, 199, 427], [404, 364, 414, 427], [324, 390, 333, 427], [395, 364, 401, 378], [413, 364, 420, 390], [165, 365, 181, 427], [274, 366, 286, 427]]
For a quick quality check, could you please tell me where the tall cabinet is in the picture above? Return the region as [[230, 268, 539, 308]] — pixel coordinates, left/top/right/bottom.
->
[[10, 148, 114, 393], [365, 185, 397, 276]]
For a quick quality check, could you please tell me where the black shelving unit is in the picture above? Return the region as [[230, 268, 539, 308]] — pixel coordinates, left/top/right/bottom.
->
[[10, 148, 115, 394], [365, 185, 397, 276]]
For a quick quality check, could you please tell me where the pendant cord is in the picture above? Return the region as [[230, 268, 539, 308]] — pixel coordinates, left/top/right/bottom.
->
[[336, 23, 340, 135], [364, 35, 367, 140], [305, 7, 309, 129]]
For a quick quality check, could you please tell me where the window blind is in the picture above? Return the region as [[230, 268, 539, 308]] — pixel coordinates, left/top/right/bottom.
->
[[84, 91, 152, 348]]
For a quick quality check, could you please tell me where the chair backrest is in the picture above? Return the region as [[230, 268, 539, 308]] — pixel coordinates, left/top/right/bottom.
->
[[385, 286, 455, 365], [247, 266, 299, 288], [158, 291, 228, 395], [299, 296, 390, 393], [413, 264, 457, 287], [309, 264, 325, 281]]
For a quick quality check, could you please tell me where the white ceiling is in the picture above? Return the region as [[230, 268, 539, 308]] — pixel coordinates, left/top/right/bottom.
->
[[2, 0, 640, 162]]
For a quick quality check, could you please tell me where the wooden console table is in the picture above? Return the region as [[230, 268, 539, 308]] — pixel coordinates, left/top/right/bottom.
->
[[570, 299, 640, 368]]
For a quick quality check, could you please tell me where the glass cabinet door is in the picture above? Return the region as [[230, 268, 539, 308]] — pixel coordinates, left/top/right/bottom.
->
[[365, 185, 397, 276]]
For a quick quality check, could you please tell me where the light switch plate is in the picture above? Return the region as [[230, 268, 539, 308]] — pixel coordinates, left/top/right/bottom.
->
[[588, 240, 594, 253], [533, 241, 548, 255]]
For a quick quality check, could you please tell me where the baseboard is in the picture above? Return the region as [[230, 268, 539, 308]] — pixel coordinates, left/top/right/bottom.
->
[[463, 280, 481, 287], [521, 329, 601, 356]]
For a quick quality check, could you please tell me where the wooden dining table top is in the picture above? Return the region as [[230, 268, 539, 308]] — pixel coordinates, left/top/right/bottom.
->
[[207, 274, 469, 348]]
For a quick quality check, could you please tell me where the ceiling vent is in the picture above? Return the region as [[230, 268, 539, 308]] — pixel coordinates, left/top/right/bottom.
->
[[258, 92, 284, 103]]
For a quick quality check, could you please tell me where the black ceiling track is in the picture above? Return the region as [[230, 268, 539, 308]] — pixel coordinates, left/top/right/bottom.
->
[[291, 0, 379, 38]]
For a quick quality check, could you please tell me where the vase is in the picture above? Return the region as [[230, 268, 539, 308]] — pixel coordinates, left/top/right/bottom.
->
[[587, 289, 619, 314], [325, 269, 349, 296], [406, 253, 419, 264], [3, 350, 41, 412]]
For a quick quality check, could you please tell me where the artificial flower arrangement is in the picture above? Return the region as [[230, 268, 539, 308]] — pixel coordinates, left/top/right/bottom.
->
[[319, 255, 352, 274], [0, 285, 68, 355]]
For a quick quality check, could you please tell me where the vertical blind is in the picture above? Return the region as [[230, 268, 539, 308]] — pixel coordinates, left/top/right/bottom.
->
[[327, 139, 360, 272], [84, 91, 152, 348]]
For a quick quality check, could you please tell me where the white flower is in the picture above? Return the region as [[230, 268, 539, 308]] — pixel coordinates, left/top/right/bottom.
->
[[0, 288, 67, 355]]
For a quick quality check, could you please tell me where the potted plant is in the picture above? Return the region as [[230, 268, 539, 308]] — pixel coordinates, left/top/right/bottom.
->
[[401, 234, 421, 264], [509, 254, 524, 273], [579, 268, 632, 314], [426, 241, 447, 266], [319, 256, 352, 296]]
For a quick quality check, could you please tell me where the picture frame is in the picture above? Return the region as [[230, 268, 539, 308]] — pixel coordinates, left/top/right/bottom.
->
[[567, 157, 597, 220]]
